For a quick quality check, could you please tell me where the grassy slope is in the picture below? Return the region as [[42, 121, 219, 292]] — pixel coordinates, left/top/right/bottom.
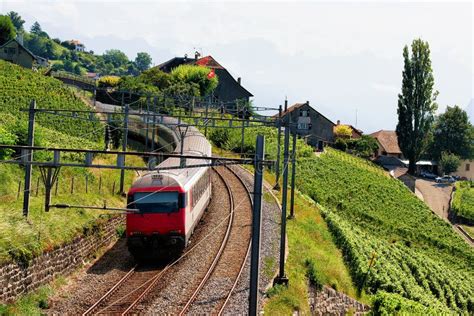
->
[[452, 181, 474, 222], [211, 148, 362, 314], [296, 149, 473, 313], [0, 61, 137, 264]]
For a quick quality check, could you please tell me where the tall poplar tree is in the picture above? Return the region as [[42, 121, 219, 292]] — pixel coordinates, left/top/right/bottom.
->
[[396, 39, 438, 174]]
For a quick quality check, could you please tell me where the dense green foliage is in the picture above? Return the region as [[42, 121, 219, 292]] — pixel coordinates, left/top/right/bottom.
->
[[429, 105, 474, 160], [0, 15, 16, 45], [0, 60, 104, 145], [6, 11, 25, 31], [452, 181, 474, 222], [170, 64, 218, 96], [371, 291, 443, 315], [297, 149, 473, 313], [396, 39, 438, 174], [439, 152, 461, 175]]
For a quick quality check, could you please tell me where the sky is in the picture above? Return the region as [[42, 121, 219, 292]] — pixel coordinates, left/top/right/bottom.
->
[[1, 0, 473, 132]]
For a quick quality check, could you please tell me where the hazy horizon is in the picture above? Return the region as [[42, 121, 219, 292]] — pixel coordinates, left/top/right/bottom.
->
[[1, 0, 472, 132]]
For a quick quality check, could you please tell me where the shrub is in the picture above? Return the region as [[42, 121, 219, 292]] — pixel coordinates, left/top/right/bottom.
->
[[98, 75, 121, 88], [334, 138, 347, 151], [0, 126, 17, 159], [171, 64, 218, 96]]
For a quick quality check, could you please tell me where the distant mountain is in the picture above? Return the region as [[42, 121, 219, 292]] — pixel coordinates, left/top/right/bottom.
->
[[467, 98, 474, 124]]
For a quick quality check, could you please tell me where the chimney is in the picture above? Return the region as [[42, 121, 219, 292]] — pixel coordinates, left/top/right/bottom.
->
[[16, 33, 24, 45], [284, 98, 288, 112], [184, 53, 188, 62], [337, 120, 340, 125], [237, 77, 241, 85], [306, 100, 310, 105], [194, 51, 200, 60]]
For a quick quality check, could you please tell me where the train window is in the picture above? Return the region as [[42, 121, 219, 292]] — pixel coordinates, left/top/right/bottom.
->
[[132, 191, 179, 213]]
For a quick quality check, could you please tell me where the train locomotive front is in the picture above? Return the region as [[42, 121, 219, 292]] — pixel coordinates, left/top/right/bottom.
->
[[126, 124, 212, 258]]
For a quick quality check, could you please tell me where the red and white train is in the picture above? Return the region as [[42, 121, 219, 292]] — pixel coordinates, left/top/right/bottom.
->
[[126, 124, 212, 258]]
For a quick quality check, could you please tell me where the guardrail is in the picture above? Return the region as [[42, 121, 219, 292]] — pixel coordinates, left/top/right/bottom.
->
[[51, 71, 97, 87]]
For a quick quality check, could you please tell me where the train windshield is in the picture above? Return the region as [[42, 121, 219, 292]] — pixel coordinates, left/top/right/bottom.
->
[[131, 192, 179, 213]]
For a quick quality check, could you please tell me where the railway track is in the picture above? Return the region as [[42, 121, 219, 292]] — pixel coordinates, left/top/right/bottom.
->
[[82, 263, 169, 315], [82, 166, 252, 315], [179, 165, 253, 315]]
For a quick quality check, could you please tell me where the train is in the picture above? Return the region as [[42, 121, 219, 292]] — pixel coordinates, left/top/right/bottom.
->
[[126, 123, 212, 258]]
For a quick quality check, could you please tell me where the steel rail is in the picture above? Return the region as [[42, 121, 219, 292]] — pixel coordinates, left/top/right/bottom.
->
[[82, 264, 137, 315], [178, 166, 235, 315], [216, 165, 254, 315]]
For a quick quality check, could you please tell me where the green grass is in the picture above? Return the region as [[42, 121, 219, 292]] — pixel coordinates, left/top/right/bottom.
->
[[0, 276, 67, 315], [0, 154, 141, 264], [297, 149, 473, 313], [452, 181, 474, 222], [264, 180, 367, 315]]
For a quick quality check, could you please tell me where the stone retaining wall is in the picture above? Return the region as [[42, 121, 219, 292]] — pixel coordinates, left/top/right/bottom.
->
[[308, 284, 370, 315], [0, 215, 124, 303]]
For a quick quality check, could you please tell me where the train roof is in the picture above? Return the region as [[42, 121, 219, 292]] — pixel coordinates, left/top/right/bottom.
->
[[130, 116, 212, 191]]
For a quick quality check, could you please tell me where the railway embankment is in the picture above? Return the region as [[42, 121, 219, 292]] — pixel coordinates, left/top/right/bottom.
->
[[0, 215, 123, 304]]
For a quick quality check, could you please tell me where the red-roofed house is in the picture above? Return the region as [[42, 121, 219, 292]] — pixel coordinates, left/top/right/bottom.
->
[[370, 130, 403, 158], [157, 53, 253, 106]]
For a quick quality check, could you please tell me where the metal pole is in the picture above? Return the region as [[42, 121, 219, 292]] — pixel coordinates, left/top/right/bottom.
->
[[249, 134, 265, 316], [204, 97, 209, 137], [23, 100, 36, 217], [152, 97, 157, 152], [241, 104, 245, 156], [275, 123, 290, 285], [289, 130, 297, 219], [93, 87, 96, 108], [274, 105, 282, 190], [119, 102, 129, 194], [44, 167, 52, 212], [145, 95, 150, 151]]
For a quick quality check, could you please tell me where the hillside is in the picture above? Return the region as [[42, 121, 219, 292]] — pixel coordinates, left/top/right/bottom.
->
[[297, 149, 473, 313], [0, 61, 136, 264], [0, 60, 103, 146]]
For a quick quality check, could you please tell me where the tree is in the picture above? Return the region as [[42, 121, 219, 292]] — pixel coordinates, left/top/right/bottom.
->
[[0, 15, 16, 45], [102, 49, 129, 68], [334, 125, 353, 139], [171, 65, 218, 96], [439, 152, 461, 175], [7, 11, 25, 31], [134, 52, 152, 72], [30, 21, 42, 35], [430, 105, 473, 160], [396, 39, 438, 175]]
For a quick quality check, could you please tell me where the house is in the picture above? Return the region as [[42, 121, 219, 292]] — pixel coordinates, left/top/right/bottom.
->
[[369, 130, 403, 158], [276, 101, 335, 149], [0, 38, 48, 69], [453, 159, 474, 180], [157, 53, 253, 107], [68, 40, 85, 52], [335, 120, 363, 138]]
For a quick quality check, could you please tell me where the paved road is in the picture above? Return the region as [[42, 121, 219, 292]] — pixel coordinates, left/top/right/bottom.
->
[[415, 179, 452, 220], [416, 178, 473, 246]]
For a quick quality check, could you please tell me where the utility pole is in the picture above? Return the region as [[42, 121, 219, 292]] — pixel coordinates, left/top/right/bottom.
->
[[119, 100, 129, 195], [274, 104, 282, 190], [145, 95, 150, 151], [249, 134, 264, 316], [289, 129, 297, 219], [22, 100, 36, 217], [275, 122, 290, 285], [241, 103, 245, 156], [151, 97, 157, 152]]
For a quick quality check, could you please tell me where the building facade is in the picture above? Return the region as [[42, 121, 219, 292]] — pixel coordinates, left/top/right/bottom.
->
[[453, 159, 474, 180], [278, 102, 335, 149], [0, 38, 38, 69]]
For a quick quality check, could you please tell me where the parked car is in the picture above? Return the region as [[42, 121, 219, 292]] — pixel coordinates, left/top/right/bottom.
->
[[435, 175, 456, 184], [420, 171, 437, 180]]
